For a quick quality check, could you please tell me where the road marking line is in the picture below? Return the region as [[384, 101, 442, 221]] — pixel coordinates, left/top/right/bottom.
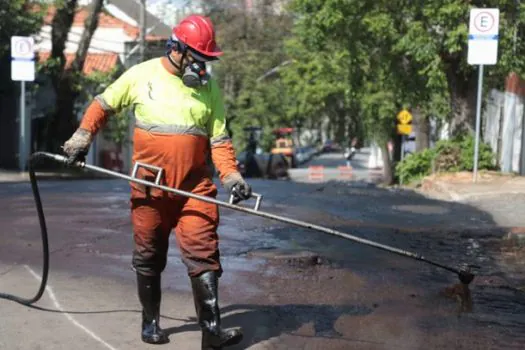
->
[[24, 265, 118, 350]]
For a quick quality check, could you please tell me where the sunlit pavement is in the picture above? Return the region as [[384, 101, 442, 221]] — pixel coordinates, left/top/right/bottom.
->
[[1, 160, 524, 349]]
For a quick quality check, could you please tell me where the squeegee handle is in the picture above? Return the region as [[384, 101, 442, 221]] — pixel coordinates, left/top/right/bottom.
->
[[39, 152, 463, 275]]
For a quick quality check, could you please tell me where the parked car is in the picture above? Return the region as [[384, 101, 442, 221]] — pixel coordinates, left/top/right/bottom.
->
[[322, 140, 340, 153], [294, 146, 318, 165]]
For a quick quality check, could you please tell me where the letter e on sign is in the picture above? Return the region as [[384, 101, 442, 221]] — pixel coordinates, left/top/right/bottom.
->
[[476, 12, 494, 32], [11, 36, 35, 59]]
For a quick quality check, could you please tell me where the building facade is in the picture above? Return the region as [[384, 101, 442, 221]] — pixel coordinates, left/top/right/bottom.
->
[[0, 1, 170, 171]]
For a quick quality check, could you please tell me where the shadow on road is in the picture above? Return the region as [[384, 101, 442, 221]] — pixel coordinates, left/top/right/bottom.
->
[[164, 303, 380, 348]]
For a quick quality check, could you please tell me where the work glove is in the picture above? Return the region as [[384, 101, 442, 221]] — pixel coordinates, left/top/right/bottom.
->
[[223, 172, 252, 204], [62, 128, 93, 165]]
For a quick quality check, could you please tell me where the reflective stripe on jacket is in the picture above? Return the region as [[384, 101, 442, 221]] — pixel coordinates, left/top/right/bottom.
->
[[96, 57, 229, 145]]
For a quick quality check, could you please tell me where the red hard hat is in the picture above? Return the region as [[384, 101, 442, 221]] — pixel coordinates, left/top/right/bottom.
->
[[173, 15, 223, 59]]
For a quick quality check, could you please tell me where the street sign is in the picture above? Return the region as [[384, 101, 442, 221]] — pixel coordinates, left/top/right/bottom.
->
[[11, 36, 35, 81], [11, 60, 35, 81], [11, 36, 35, 171], [467, 8, 499, 65], [397, 124, 412, 135], [11, 36, 35, 59], [397, 109, 413, 124], [467, 8, 499, 182]]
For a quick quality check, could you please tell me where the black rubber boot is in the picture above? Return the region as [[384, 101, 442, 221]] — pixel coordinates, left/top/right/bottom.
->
[[137, 273, 169, 344], [191, 271, 243, 350]]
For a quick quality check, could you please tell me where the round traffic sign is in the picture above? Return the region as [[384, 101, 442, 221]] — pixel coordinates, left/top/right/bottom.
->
[[11, 36, 34, 59], [474, 11, 495, 33]]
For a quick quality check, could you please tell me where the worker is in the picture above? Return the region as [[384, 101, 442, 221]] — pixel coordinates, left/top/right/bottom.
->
[[62, 14, 250, 349]]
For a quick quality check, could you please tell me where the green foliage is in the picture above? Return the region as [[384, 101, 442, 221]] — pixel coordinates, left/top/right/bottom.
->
[[0, 1, 44, 58], [396, 148, 435, 183], [396, 135, 497, 183], [204, 0, 525, 165], [457, 135, 495, 171], [202, 0, 295, 151], [433, 140, 462, 172], [285, 0, 525, 143]]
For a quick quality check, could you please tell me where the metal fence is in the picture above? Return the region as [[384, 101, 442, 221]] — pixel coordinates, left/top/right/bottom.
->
[[483, 74, 525, 175]]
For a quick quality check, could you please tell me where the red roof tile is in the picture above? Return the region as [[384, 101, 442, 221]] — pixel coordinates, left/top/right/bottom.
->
[[43, 5, 167, 41], [39, 52, 120, 75]]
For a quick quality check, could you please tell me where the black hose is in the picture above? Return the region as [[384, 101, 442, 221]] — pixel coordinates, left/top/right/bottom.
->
[[0, 152, 51, 305]]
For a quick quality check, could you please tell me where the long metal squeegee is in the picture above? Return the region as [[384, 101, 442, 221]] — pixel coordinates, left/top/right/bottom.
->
[[40, 152, 476, 284]]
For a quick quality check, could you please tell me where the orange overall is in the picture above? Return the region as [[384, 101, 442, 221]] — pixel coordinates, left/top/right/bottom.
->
[[79, 58, 238, 277]]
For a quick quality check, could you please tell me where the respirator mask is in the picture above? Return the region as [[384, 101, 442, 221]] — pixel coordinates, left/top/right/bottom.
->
[[166, 37, 211, 88], [182, 60, 209, 88]]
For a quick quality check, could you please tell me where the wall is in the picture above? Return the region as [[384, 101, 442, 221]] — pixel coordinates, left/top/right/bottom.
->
[[483, 73, 525, 175]]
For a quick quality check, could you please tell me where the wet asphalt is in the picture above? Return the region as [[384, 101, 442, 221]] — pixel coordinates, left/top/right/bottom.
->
[[1, 151, 524, 349]]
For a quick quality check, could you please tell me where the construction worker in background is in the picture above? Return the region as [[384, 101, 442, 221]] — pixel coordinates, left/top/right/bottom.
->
[[62, 14, 250, 349], [344, 137, 358, 168]]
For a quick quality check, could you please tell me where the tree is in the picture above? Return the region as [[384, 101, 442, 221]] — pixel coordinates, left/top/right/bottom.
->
[[0, 1, 43, 57], [284, 0, 400, 182], [284, 0, 525, 183], [376, 0, 525, 135], [41, 0, 104, 152], [201, 0, 295, 151]]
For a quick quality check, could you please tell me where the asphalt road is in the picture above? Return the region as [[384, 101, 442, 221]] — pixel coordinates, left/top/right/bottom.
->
[[1, 153, 524, 349]]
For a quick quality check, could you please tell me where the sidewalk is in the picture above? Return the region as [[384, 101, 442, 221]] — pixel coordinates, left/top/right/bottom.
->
[[418, 171, 525, 231], [419, 171, 525, 202], [0, 170, 28, 183]]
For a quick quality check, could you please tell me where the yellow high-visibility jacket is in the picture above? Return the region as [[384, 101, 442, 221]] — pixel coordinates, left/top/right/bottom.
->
[[79, 57, 238, 197]]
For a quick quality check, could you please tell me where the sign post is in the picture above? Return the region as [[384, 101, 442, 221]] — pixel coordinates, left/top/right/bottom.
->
[[11, 36, 35, 171], [467, 8, 499, 182], [397, 109, 413, 160], [397, 109, 413, 185]]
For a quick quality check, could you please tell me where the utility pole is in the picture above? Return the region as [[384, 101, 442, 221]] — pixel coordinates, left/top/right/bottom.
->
[[139, 0, 146, 62]]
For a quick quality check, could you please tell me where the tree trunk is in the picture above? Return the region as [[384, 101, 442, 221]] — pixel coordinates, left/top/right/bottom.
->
[[346, 103, 361, 146], [446, 62, 477, 136], [392, 133, 402, 162], [379, 140, 393, 185], [46, 0, 104, 152], [334, 108, 346, 145], [50, 0, 78, 84], [71, 0, 104, 73], [48, 74, 78, 151], [413, 108, 430, 152]]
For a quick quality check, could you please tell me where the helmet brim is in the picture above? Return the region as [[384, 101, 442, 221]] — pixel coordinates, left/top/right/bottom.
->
[[188, 45, 223, 62]]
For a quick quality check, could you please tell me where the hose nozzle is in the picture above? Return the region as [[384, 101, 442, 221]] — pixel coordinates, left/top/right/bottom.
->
[[31, 152, 85, 168], [458, 264, 479, 285]]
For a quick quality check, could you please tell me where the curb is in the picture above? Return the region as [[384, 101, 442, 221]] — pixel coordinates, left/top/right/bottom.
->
[[418, 178, 463, 201]]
